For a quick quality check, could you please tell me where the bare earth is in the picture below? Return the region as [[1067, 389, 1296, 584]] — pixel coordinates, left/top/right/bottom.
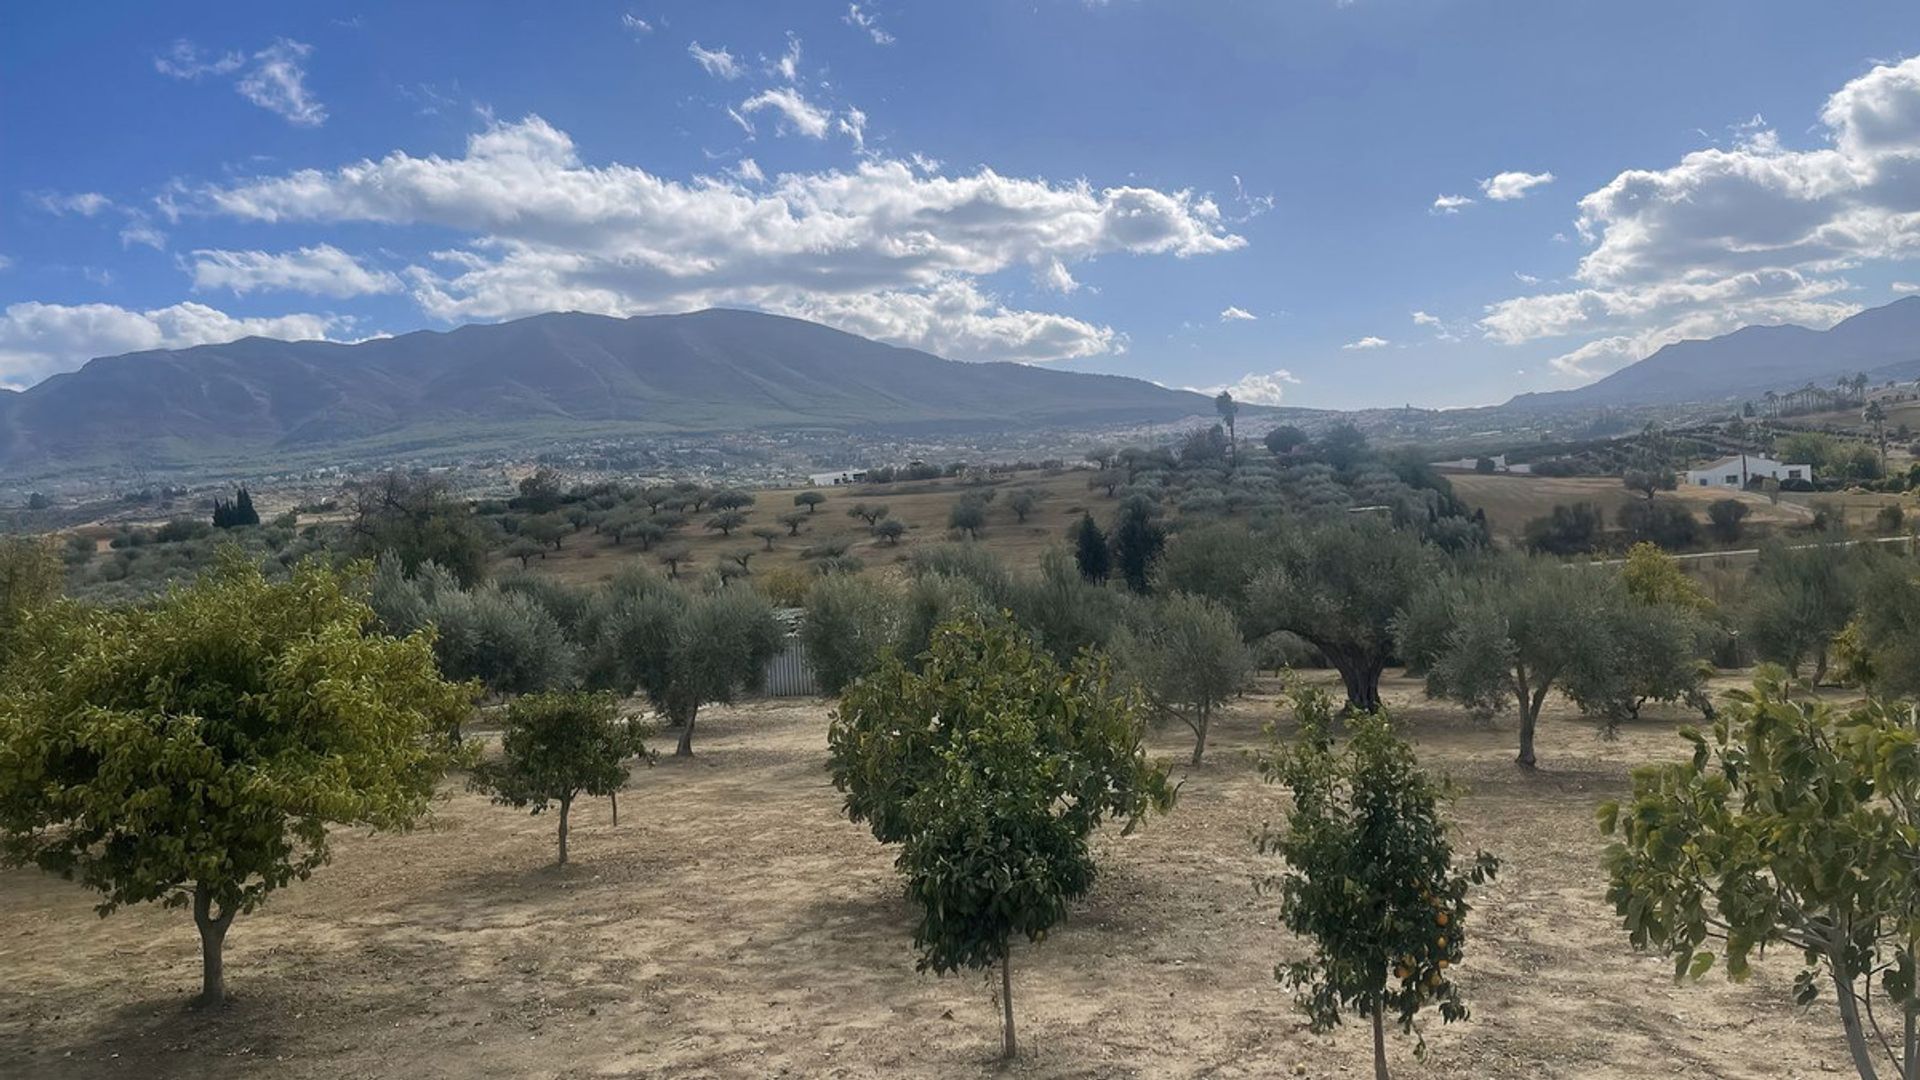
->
[[1, 674, 1855, 1079]]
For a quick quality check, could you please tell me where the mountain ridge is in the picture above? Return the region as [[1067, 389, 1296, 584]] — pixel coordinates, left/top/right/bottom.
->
[[1507, 296, 1920, 409], [0, 308, 1254, 474]]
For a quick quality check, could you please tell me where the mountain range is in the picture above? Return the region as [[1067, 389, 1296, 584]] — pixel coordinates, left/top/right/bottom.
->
[[0, 309, 1237, 475], [1510, 296, 1920, 409]]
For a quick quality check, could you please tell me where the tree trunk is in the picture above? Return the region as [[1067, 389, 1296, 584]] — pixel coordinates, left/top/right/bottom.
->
[[1333, 654, 1384, 713], [610, 790, 618, 827], [191, 883, 235, 1008], [557, 796, 572, 866], [1000, 947, 1017, 1060], [1831, 961, 1880, 1080], [1372, 1001, 1390, 1080], [1815, 644, 1831, 686], [1190, 706, 1210, 766], [1903, 1005, 1915, 1080], [675, 707, 698, 757], [1517, 707, 1539, 769]]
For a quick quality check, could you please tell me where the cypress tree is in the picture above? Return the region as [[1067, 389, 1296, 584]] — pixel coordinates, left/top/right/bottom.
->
[[1072, 513, 1110, 582], [1109, 496, 1165, 594]]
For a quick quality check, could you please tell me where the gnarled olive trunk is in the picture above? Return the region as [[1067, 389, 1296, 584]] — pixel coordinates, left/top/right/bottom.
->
[[1190, 705, 1211, 766], [675, 706, 700, 757]]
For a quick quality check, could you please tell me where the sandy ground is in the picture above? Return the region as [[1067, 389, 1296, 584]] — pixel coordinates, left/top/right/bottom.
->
[[1, 674, 1859, 1079]]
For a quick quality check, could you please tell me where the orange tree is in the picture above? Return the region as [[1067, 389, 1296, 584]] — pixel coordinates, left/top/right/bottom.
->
[[0, 555, 470, 1006], [1599, 669, 1920, 1080], [470, 691, 650, 866], [1259, 688, 1499, 1080], [827, 613, 1174, 1059]]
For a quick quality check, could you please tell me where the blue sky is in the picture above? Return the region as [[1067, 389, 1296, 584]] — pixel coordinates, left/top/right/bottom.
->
[[6, 2, 1920, 409]]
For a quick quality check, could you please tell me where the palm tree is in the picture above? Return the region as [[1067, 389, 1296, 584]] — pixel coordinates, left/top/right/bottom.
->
[[1865, 399, 1890, 472]]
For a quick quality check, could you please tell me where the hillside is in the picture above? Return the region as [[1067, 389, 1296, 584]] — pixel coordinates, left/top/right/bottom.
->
[[1509, 296, 1920, 409], [0, 309, 1239, 473]]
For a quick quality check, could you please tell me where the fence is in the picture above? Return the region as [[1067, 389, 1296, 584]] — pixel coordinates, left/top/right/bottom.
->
[[762, 637, 819, 697]]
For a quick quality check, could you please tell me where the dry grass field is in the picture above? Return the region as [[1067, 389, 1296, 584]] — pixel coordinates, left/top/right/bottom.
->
[[506, 469, 1105, 586], [1445, 473, 1812, 541], [0, 673, 1855, 1079]]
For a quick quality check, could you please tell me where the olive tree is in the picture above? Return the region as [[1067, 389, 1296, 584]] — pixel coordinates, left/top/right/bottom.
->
[[0, 557, 469, 1006], [827, 614, 1174, 1058], [1742, 539, 1866, 683], [1246, 521, 1436, 712], [1401, 552, 1705, 765], [801, 572, 901, 694], [1260, 688, 1499, 1080], [469, 690, 650, 865], [0, 535, 63, 671], [587, 579, 784, 756], [1117, 592, 1250, 764], [794, 491, 826, 514], [1599, 671, 1920, 1080]]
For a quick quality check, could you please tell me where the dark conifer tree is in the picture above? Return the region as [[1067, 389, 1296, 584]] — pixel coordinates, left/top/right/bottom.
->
[[1072, 513, 1111, 583]]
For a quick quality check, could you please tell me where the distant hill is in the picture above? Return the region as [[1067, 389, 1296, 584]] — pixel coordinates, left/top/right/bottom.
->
[[1508, 296, 1920, 409], [0, 309, 1247, 473]]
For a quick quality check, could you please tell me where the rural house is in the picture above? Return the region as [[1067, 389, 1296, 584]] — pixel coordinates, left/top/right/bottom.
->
[[1682, 453, 1811, 489]]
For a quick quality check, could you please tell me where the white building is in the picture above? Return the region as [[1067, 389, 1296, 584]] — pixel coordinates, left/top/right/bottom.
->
[[1428, 453, 1533, 474], [1683, 454, 1811, 489], [807, 470, 868, 487]]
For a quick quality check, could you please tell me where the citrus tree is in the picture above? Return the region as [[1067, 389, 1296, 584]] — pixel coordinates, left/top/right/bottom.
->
[[469, 690, 650, 865], [1599, 669, 1920, 1080], [0, 556, 470, 1006], [1259, 688, 1499, 1080], [827, 614, 1174, 1058]]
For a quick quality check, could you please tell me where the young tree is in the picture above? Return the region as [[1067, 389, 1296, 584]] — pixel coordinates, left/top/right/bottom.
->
[[1072, 513, 1111, 582], [0, 557, 469, 1006], [794, 490, 827, 514], [507, 537, 546, 568], [709, 489, 756, 512], [1260, 688, 1499, 1080], [1622, 467, 1677, 501], [1265, 424, 1310, 456], [1246, 521, 1435, 712], [751, 526, 782, 550], [1706, 498, 1750, 543], [658, 544, 693, 579], [827, 614, 1174, 1058], [873, 518, 907, 545], [1599, 672, 1920, 1080], [1742, 539, 1864, 682], [1118, 592, 1250, 764], [1522, 501, 1605, 556], [469, 691, 650, 865]]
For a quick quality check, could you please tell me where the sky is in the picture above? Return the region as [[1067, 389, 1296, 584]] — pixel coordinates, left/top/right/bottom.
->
[[6, 2, 1920, 410]]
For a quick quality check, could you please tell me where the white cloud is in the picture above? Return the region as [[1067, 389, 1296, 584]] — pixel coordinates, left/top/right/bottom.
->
[[1219, 305, 1256, 321], [119, 218, 167, 250], [189, 244, 401, 298], [844, 4, 895, 45], [688, 42, 743, 80], [731, 157, 765, 184], [621, 14, 652, 34], [1480, 55, 1920, 380], [1201, 368, 1299, 405], [1341, 335, 1389, 349], [157, 38, 325, 127], [0, 301, 348, 388], [1430, 193, 1473, 215], [32, 192, 112, 216], [0, 255, 12, 272], [740, 86, 831, 139], [1895, 281, 1920, 293], [1513, 270, 1540, 285], [195, 116, 1241, 364], [1479, 170, 1555, 201], [1410, 310, 1441, 327], [774, 35, 802, 82], [1036, 258, 1079, 293]]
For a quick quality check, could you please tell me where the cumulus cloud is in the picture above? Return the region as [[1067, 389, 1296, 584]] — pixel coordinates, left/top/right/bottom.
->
[[1430, 193, 1473, 215], [1201, 368, 1299, 406], [1341, 335, 1389, 350], [1219, 305, 1257, 321], [688, 42, 743, 80], [1478, 56, 1920, 380], [739, 86, 831, 139], [193, 115, 1242, 363], [1479, 170, 1554, 201], [0, 301, 347, 388], [844, 4, 895, 45], [157, 38, 325, 126], [189, 244, 401, 298]]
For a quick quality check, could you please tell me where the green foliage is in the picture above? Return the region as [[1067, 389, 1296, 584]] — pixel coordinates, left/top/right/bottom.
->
[[348, 470, 490, 586], [1618, 498, 1700, 550], [1621, 467, 1677, 500], [1620, 542, 1711, 611], [802, 573, 902, 694], [1116, 591, 1249, 764], [1259, 688, 1498, 1077], [948, 496, 988, 538], [1071, 513, 1110, 582], [1109, 494, 1165, 593], [1007, 488, 1038, 522], [794, 490, 826, 513], [0, 536, 63, 671], [1154, 521, 1264, 613], [1741, 539, 1865, 682], [1706, 498, 1750, 543], [1246, 521, 1435, 711], [210, 487, 260, 529], [1598, 671, 1920, 1080], [469, 691, 650, 865], [827, 614, 1173, 1057], [0, 556, 468, 1004], [369, 555, 579, 697], [705, 509, 748, 536]]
